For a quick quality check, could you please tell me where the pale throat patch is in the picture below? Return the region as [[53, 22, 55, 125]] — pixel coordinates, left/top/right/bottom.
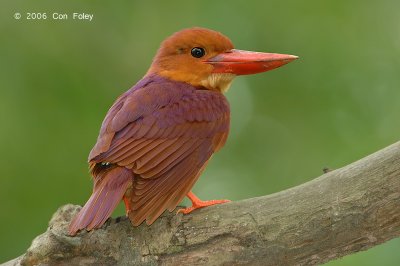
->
[[201, 73, 236, 93]]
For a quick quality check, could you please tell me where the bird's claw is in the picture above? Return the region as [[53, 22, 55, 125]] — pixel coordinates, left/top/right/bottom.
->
[[177, 199, 231, 214]]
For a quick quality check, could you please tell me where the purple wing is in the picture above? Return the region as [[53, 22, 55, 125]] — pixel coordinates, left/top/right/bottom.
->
[[89, 75, 230, 225]]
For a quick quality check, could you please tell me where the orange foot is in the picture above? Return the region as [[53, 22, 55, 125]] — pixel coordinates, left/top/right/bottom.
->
[[123, 195, 132, 216], [177, 191, 230, 214]]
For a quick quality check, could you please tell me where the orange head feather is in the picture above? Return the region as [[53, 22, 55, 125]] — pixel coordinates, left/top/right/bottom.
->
[[147, 27, 298, 92]]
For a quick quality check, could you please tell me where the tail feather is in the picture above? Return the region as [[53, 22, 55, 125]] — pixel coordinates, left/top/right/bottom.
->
[[69, 166, 133, 236]]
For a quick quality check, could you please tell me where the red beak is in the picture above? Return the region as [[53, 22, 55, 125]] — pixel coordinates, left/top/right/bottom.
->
[[206, 49, 298, 75]]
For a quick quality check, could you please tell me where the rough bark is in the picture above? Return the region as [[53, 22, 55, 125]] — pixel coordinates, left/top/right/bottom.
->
[[3, 141, 400, 266]]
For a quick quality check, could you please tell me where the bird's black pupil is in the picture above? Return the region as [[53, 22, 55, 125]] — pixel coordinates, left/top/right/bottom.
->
[[191, 47, 205, 58]]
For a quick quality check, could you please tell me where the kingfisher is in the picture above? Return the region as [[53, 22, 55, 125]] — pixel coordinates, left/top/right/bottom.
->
[[69, 27, 297, 235]]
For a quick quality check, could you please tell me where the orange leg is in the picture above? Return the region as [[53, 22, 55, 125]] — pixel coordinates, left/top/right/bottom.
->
[[177, 191, 230, 214], [123, 196, 132, 216]]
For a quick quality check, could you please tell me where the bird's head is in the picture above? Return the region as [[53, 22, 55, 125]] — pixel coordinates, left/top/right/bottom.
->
[[147, 27, 298, 92]]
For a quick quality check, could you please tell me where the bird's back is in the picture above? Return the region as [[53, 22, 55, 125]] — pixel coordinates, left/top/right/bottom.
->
[[79, 74, 231, 230]]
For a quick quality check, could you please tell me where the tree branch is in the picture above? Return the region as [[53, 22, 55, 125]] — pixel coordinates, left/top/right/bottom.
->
[[4, 141, 400, 266]]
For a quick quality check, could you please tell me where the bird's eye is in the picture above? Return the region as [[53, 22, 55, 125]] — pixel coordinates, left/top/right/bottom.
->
[[191, 47, 205, 58]]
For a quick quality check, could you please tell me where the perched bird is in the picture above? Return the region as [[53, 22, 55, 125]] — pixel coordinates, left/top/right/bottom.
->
[[69, 27, 297, 235]]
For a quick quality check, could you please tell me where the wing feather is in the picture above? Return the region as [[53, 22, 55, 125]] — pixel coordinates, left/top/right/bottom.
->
[[89, 76, 230, 225], [137, 138, 201, 176]]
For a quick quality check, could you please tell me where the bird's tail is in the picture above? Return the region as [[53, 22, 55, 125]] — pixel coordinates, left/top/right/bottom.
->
[[69, 166, 133, 236]]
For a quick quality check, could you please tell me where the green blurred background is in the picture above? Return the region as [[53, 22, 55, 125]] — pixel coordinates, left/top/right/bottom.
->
[[1, 0, 399, 264]]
